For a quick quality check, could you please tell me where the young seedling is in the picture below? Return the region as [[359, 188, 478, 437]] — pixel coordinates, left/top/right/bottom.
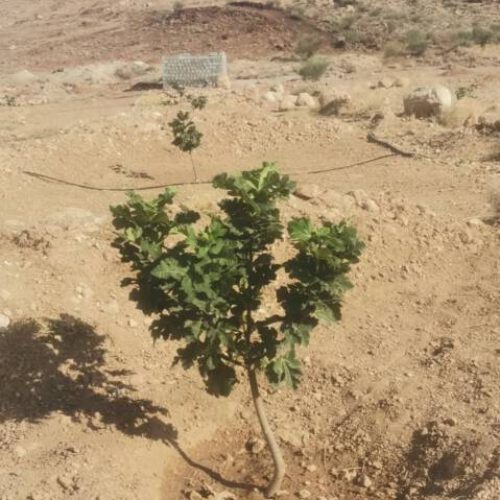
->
[[168, 94, 207, 182], [110, 163, 364, 497], [168, 110, 202, 183]]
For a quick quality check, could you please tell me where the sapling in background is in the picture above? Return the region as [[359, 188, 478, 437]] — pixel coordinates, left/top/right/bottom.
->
[[110, 163, 364, 497], [168, 93, 207, 183]]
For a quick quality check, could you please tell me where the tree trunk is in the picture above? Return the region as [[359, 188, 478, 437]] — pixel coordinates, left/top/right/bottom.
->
[[248, 368, 286, 498], [189, 153, 198, 183]]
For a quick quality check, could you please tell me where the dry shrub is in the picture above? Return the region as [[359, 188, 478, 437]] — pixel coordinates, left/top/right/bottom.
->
[[295, 34, 322, 60], [298, 57, 329, 81], [384, 40, 405, 59]]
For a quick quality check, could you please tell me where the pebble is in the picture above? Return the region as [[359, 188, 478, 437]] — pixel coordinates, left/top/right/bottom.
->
[[214, 492, 237, 500], [128, 319, 138, 328], [13, 445, 27, 458], [467, 218, 484, 228], [357, 474, 373, 488], [246, 437, 266, 454], [298, 490, 311, 499], [57, 475, 73, 490]]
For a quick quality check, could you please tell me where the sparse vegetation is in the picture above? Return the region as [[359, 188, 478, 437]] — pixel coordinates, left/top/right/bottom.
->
[[383, 40, 405, 59], [298, 56, 329, 81], [168, 111, 202, 182], [456, 83, 479, 100], [167, 94, 207, 182], [472, 25, 493, 47], [405, 29, 428, 56], [172, 0, 185, 12], [188, 95, 208, 110], [0, 95, 17, 107], [294, 34, 322, 60], [110, 163, 364, 497]]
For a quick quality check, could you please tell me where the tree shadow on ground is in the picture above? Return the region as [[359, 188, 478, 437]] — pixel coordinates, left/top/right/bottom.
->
[[0, 314, 253, 491]]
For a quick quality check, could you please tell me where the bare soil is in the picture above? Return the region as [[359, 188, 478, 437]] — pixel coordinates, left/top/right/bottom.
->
[[0, 1, 499, 500]]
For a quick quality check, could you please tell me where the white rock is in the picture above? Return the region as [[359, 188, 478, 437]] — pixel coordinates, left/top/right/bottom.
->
[[404, 85, 456, 118], [357, 474, 373, 488], [467, 218, 484, 227], [319, 90, 352, 115], [378, 77, 395, 89], [114, 65, 133, 80], [262, 91, 279, 103], [279, 94, 298, 111], [130, 61, 151, 76], [296, 92, 316, 107], [362, 199, 379, 212], [271, 83, 285, 94], [298, 490, 311, 499], [0, 313, 10, 330], [394, 76, 410, 88]]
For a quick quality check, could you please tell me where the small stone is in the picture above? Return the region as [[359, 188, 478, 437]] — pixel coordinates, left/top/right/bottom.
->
[[298, 490, 311, 499], [262, 91, 279, 103], [394, 77, 409, 88], [279, 95, 298, 111], [187, 491, 203, 500], [319, 90, 352, 116], [246, 437, 266, 454], [362, 199, 379, 212], [130, 61, 151, 76], [443, 417, 457, 426], [214, 492, 237, 500], [57, 475, 73, 490], [294, 184, 323, 200], [271, 83, 285, 94], [128, 319, 138, 328], [467, 218, 484, 228], [357, 474, 372, 488], [13, 445, 27, 458], [0, 313, 10, 330], [378, 78, 394, 89], [306, 464, 317, 472], [296, 92, 316, 107]]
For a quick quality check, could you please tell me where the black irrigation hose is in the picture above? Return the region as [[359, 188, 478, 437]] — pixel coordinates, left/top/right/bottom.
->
[[23, 153, 398, 192]]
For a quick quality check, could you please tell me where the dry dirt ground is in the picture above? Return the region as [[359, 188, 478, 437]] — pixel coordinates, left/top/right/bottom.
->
[[0, 1, 499, 500]]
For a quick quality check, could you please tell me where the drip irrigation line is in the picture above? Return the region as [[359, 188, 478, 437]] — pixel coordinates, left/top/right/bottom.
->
[[23, 152, 398, 192]]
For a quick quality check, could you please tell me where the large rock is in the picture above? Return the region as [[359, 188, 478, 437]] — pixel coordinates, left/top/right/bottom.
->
[[319, 89, 352, 116], [403, 85, 456, 118]]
